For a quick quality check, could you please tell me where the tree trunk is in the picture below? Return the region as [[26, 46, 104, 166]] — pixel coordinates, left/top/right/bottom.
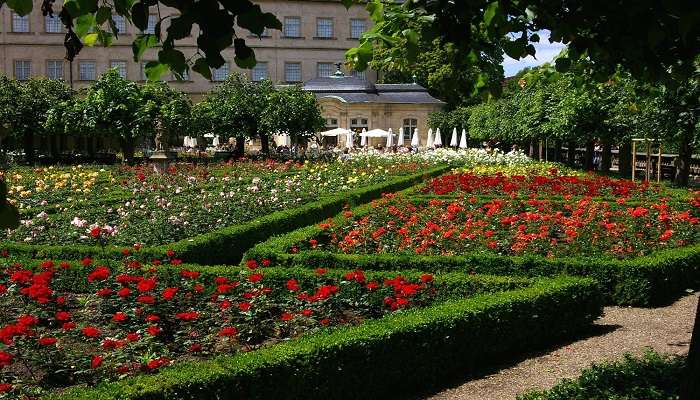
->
[[681, 298, 700, 400], [23, 131, 34, 164], [674, 134, 692, 187], [619, 140, 632, 178], [87, 136, 96, 159], [529, 138, 539, 160], [601, 139, 612, 173], [260, 133, 270, 156], [584, 140, 595, 171], [235, 136, 245, 157], [567, 140, 577, 167], [552, 140, 562, 162], [120, 138, 135, 163], [50, 135, 60, 159]]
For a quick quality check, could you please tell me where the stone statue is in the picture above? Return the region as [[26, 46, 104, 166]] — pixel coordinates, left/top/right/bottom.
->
[[154, 117, 167, 152]]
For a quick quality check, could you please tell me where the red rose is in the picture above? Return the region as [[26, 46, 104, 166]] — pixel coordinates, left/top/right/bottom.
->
[[117, 287, 131, 298], [245, 259, 258, 270], [127, 332, 141, 342], [189, 343, 202, 352], [366, 281, 379, 290], [0, 383, 12, 393], [315, 268, 327, 275], [170, 259, 183, 265], [90, 227, 102, 238], [420, 273, 433, 283], [286, 279, 300, 291], [180, 270, 200, 279], [261, 259, 271, 267], [248, 273, 263, 283], [175, 312, 199, 321], [91, 355, 103, 369], [280, 312, 294, 321], [59, 261, 71, 269], [87, 266, 110, 282], [112, 312, 128, 322], [218, 326, 238, 337], [166, 249, 176, 258], [62, 321, 76, 331], [82, 326, 101, 338], [137, 278, 157, 293], [162, 287, 178, 300], [147, 325, 161, 336], [136, 295, 156, 304], [238, 302, 252, 312], [55, 311, 71, 321], [38, 337, 58, 346], [0, 352, 14, 367]]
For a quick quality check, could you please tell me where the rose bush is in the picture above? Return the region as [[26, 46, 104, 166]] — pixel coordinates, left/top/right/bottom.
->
[[0, 253, 436, 397]]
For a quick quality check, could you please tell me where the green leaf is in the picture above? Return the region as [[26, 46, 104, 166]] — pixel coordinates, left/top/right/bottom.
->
[[483, 1, 499, 26], [144, 61, 169, 81], [6, 0, 32, 16], [192, 57, 212, 80], [366, 0, 384, 21], [95, 6, 111, 25], [132, 34, 157, 61], [167, 15, 193, 40], [159, 48, 186, 72], [530, 33, 540, 42], [83, 32, 99, 46], [340, 0, 353, 9], [233, 38, 256, 68], [554, 57, 571, 72], [131, 2, 149, 31], [114, 0, 134, 16], [74, 14, 95, 37], [77, 0, 98, 13], [0, 202, 20, 230], [503, 40, 525, 59]]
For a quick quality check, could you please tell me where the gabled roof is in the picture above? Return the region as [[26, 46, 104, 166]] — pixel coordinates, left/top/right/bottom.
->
[[303, 74, 445, 105]]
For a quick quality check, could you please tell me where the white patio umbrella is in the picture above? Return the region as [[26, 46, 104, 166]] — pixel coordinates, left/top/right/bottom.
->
[[450, 128, 458, 147], [361, 128, 390, 137], [360, 131, 367, 147], [183, 136, 191, 148], [345, 130, 354, 149], [397, 127, 405, 146], [212, 135, 220, 147], [190, 137, 198, 147], [459, 129, 468, 149], [426, 128, 434, 148], [411, 128, 420, 147], [386, 128, 394, 147], [434, 128, 443, 147], [320, 127, 350, 137]]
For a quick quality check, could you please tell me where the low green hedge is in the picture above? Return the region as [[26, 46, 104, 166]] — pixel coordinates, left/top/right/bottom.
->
[[43, 275, 602, 400], [244, 210, 700, 306], [518, 350, 685, 400], [1, 166, 449, 265]]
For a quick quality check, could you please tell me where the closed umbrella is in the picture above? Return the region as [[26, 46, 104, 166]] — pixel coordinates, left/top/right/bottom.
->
[[191, 137, 198, 148], [386, 128, 394, 147], [213, 135, 220, 147], [411, 128, 420, 147], [183, 136, 190, 148], [397, 127, 405, 146], [459, 129, 468, 149], [345, 130, 354, 149], [426, 128, 434, 148], [450, 128, 458, 147], [434, 128, 442, 147], [360, 131, 367, 147]]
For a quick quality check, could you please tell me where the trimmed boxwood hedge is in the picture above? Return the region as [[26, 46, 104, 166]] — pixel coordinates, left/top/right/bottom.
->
[[42, 274, 602, 400], [244, 201, 700, 306], [1, 166, 449, 265], [518, 350, 685, 400]]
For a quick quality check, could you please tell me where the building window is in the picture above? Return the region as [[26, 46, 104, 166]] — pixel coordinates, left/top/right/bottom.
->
[[326, 118, 338, 128], [47, 60, 64, 80], [316, 18, 333, 38], [403, 118, 418, 142], [79, 61, 97, 81], [112, 15, 126, 34], [283, 17, 301, 38], [351, 70, 366, 80], [110, 60, 127, 78], [350, 117, 368, 132], [317, 63, 334, 78], [12, 13, 29, 33], [14, 60, 31, 80], [144, 15, 157, 34], [284, 62, 301, 83], [251, 62, 268, 81], [212, 63, 230, 81], [45, 15, 62, 33], [350, 18, 366, 39]]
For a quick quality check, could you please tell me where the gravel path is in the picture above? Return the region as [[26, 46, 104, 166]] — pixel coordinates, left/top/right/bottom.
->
[[425, 292, 699, 400]]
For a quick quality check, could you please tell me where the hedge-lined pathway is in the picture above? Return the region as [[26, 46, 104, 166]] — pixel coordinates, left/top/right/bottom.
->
[[426, 292, 699, 400]]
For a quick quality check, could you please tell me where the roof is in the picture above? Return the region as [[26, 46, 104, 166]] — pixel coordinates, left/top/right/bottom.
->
[[303, 73, 445, 105]]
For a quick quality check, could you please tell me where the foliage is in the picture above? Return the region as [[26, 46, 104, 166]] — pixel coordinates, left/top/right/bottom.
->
[[40, 274, 601, 400], [518, 351, 685, 400], [260, 85, 325, 142], [349, 0, 700, 95]]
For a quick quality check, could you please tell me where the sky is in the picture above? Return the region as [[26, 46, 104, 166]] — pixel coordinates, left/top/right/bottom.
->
[[502, 30, 566, 77]]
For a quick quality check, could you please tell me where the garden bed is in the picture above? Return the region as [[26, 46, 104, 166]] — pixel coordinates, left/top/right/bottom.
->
[[0, 256, 602, 399], [1, 162, 450, 265], [245, 170, 700, 306]]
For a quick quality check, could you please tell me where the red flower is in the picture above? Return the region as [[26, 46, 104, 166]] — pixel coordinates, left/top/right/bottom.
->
[[55, 311, 71, 321], [180, 270, 200, 279], [62, 321, 76, 331], [218, 326, 238, 337], [280, 312, 294, 321], [0, 383, 12, 393], [366, 281, 379, 290], [301, 309, 313, 316], [286, 279, 300, 291], [189, 343, 202, 352], [112, 312, 129, 322], [121, 248, 130, 256], [261, 259, 271, 267], [90, 227, 102, 238], [238, 302, 252, 312], [170, 259, 183, 265], [87, 266, 110, 282], [147, 358, 169, 370], [320, 318, 330, 326], [248, 273, 263, 283], [146, 314, 160, 322], [162, 287, 178, 300], [91, 355, 103, 369], [175, 311, 200, 321], [0, 351, 14, 367], [82, 326, 101, 338], [420, 273, 434, 283], [147, 325, 161, 336], [81, 257, 93, 266], [59, 261, 71, 269], [309, 239, 318, 248], [660, 229, 674, 241], [246, 259, 258, 270], [136, 295, 156, 304], [315, 268, 327, 275], [96, 288, 114, 296], [117, 287, 131, 298], [38, 337, 58, 346], [166, 249, 176, 258], [137, 278, 157, 293], [127, 332, 141, 342]]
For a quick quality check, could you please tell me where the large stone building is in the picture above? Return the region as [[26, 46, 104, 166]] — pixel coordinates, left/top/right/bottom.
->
[[0, 0, 376, 94]]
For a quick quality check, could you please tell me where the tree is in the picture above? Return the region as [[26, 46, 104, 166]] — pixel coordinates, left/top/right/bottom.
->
[[261, 85, 325, 144], [0, 77, 74, 162], [140, 81, 193, 145], [349, 0, 700, 95]]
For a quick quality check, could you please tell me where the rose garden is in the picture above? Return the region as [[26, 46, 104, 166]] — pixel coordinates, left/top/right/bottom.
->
[[1, 0, 700, 399]]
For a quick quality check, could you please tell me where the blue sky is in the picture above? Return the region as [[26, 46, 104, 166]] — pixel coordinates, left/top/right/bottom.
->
[[502, 30, 566, 77]]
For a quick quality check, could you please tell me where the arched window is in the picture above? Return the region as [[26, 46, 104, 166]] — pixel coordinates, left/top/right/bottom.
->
[[403, 118, 417, 142]]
